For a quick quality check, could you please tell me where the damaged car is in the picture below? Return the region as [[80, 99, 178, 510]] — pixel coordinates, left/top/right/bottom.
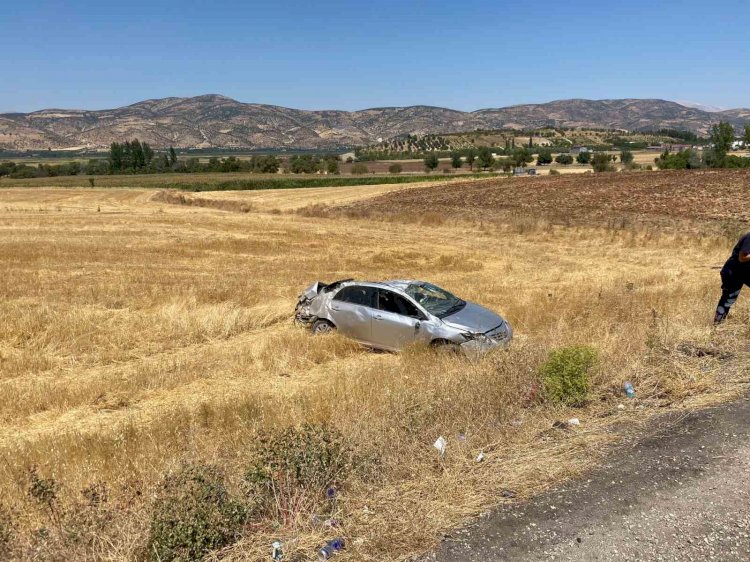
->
[[295, 279, 512, 356]]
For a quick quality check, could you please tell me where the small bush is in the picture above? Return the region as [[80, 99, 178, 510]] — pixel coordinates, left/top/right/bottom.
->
[[351, 163, 369, 175], [388, 163, 402, 174], [548, 169, 560, 175], [539, 345, 597, 406], [148, 464, 247, 562], [29, 467, 58, 513], [245, 424, 351, 519]]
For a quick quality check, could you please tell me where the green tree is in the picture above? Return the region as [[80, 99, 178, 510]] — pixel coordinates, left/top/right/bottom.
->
[[576, 151, 592, 165], [528, 135, 533, 148], [477, 146, 494, 169], [109, 142, 124, 173], [290, 155, 319, 173], [424, 153, 440, 171], [388, 163, 402, 174], [656, 149, 703, 169], [465, 148, 476, 170], [143, 142, 154, 166], [494, 157, 513, 172], [169, 146, 178, 167], [591, 152, 614, 172], [536, 148, 553, 165], [555, 154, 573, 165], [709, 121, 735, 167], [510, 147, 533, 167], [620, 149, 634, 165], [744, 124, 750, 146], [450, 152, 463, 168]]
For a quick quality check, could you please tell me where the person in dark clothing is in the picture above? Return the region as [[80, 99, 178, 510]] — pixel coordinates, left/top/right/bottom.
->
[[715, 232, 750, 324]]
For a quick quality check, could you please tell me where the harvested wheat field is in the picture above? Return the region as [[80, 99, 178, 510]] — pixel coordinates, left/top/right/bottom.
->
[[1, 171, 749, 561]]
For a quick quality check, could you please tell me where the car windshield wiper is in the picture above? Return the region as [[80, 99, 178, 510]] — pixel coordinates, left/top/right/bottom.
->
[[440, 300, 466, 318]]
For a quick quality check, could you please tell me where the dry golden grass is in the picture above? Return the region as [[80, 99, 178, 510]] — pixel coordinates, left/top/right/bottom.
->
[[0, 182, 748, 560]]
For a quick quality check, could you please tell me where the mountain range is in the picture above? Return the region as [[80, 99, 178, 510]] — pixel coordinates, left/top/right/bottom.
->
[[1, 95, 748, 151]]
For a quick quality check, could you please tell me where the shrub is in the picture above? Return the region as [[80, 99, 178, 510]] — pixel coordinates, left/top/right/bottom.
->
[[424, 153, 439, 171], [148, 464, 247, 562], [548, 169, 560, 175], [245, 424, 351, 519], [536, 148, 553, 165], [351, 163, 369, 175], [555, 154, 574, 165], [388, 163, 402, 174], [29, 467, 58, 514], [591, 153, 615, 173], [539, 345, 597, 406]]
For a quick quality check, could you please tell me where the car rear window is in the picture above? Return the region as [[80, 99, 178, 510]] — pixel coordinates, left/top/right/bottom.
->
[[333, 285, 376, 307]]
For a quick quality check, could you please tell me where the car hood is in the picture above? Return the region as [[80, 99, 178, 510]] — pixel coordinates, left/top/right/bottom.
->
[[441, 301, 505, 333]]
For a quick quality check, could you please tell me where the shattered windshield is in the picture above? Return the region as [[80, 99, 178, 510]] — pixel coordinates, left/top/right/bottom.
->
[[405, 282, 465, 318]]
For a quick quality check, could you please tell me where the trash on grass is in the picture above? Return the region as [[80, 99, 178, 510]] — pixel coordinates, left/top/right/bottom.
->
[[272, 541, 283, 561], [501, 489, 517, 498], [567, 418, 580, 426], [318, 538, 345, 561], [617, 403, 625, 410], [434, 436, 447, 456], [624, 382, 636, 398], [476, 452, 485, 463]]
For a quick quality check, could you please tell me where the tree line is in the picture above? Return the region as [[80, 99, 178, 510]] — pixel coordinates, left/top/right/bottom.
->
[[0, 140, 284, 179], [656, 123, 750, 170]]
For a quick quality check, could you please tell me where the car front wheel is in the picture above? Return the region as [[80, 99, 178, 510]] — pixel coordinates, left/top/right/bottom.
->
[[312, 319, 335, 335]]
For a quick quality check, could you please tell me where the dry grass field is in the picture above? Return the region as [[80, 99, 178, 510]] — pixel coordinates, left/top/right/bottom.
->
[[1, 171, 749, 560]]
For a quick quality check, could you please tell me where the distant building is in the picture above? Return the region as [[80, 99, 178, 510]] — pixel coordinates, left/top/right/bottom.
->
[[569, 146, 590, 155], [339, 151, 356, 162]]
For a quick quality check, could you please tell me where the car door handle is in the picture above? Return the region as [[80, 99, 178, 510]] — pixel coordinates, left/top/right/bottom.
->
[[374, 314, 383, 320], [331, 305, 340, 311]]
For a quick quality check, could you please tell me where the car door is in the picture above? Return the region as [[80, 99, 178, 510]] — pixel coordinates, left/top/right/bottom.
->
[[329, 285, 377, 343], [371, 289, 425, 350]]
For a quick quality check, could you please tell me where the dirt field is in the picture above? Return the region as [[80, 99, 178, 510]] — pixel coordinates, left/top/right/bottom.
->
[[1, 171, 749, 560], [338, 169, 750, 230]]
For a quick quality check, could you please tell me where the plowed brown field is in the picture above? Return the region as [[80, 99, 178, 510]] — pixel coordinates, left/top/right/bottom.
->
[[340, 169, 750, 228]]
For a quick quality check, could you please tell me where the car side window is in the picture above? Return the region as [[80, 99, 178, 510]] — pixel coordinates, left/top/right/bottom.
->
[[333, 286, 376, 307], [377, 289, 422, 318]]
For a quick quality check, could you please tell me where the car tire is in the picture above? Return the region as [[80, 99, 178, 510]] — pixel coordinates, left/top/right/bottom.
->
[[311, 319, 335, 335]]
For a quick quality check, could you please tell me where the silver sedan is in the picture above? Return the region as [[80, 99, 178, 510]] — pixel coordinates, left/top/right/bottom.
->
[[294, 279, 512, 356]]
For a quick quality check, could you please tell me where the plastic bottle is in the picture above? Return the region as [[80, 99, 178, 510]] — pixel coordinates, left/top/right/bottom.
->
[[318, 538, 345, 560], [272, 541, 283, 561], [624, 382, 636, 398]]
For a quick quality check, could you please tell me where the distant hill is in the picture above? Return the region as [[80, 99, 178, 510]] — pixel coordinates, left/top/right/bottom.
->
[[1, 95, 748, 151]]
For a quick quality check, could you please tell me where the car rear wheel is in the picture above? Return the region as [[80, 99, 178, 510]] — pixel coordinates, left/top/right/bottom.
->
[[312, 319, 335, 335]]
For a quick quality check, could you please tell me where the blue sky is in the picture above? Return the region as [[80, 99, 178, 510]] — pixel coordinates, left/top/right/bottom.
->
[[2, 0, 748, 112]]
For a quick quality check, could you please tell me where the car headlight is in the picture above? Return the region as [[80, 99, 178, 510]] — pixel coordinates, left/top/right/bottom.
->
[[462, 332, 491, 343]]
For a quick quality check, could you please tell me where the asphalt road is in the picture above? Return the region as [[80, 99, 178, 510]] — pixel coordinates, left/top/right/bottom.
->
[[427, 395, 750, 561]]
